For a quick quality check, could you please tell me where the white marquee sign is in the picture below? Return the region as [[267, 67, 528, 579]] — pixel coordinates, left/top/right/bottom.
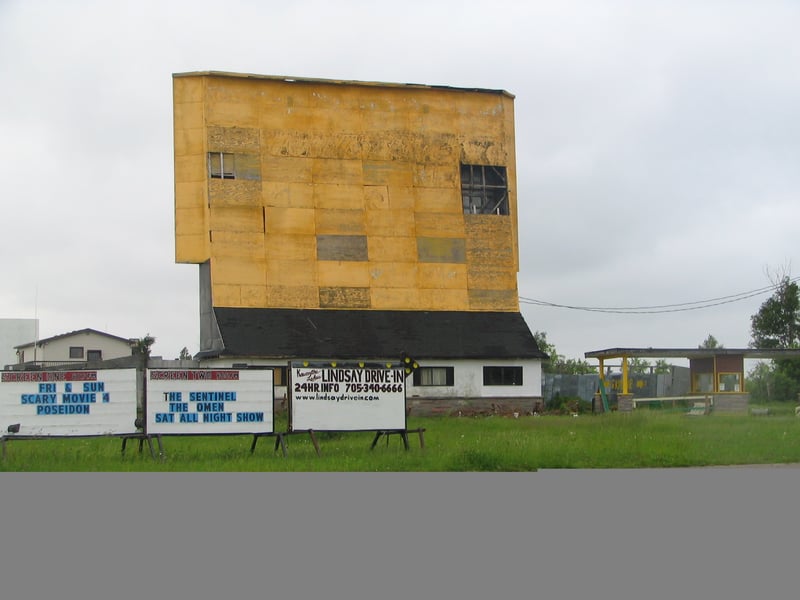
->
[[290, 362, 406, 431], [0, 369, 138, 436], [146, 368, 273, 435]]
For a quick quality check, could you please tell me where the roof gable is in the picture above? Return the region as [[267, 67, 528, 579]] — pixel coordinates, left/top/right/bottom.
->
[[15, 328, 133, 349]]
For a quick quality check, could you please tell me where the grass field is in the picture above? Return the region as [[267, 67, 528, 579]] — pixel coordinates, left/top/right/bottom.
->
[[2, 407, 799, 471]]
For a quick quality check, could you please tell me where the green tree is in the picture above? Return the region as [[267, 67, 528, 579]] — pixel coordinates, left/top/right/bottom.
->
[[533, 330, 560, 373], [749, 275, 800, 401], [653, 359, 672, 374], [699, 334, 723, 349], [750, 276, 800, 349], [132, 334, 156, 358], [178, 347, 192, 360], [533, 331, 595, 374], [628, 357, 651, 374]]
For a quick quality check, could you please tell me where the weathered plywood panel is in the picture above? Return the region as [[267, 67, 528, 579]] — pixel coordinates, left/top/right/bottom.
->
[[364, 185, 389, 209], [370, 287, 420, 310], [317, 261, 370, 287], [365, 209, 415, 237], [361, 108, 411, 132], [210, 231, 265, 258], [175, 207, 207, 235], [212, 256, 267, 286], [387, 186, 416, 210], [415, 187, 461, 214], [174, 155, 206, 184], [412, 133, 458, 165], [309, 107, 363, 136], [266, 285, 319, 308], [412, 164, 459, 188], [175, 181, 206, 210], [319, 287, 371, 309], [465, 215, 516, 269], [208, 126, 260, 152], [362, 161, 414, 187], [419, 288, 469, 310], [312, 158, 363, 184], [266, 259, 318, 287], [265, 207, 316, 235], [174, 127, 205, 157], [205, 77, 263, 103], [467, 268, 518, 291], [262, 182, 314, 208], [173, 77, 204, 104], [468, 289, 519, 311], [414, 214, 465, 238], [209, 206, 264, 233], [459, 137, 507, 166], [417, 237, 466, 263], [367, 237, 417, 262], [261, 130, 312, 157], [241, 285, 268, 307], [234, 153, 261, 180], [173, 101, 204, 131], [265, 234, 315, 261], [313, 184, 365, 210], [212, 283, 242, 307], [369, 262, 418, 289], [417, 263, 468, 289], [209, 180, 262, 207], [315, 209, 366, 235], [175, 234, 209, 264], [206, 101, 258, 128], [261, 155, 312, 183], [316, 235, 368, 261], [360, 131, 413, 162]]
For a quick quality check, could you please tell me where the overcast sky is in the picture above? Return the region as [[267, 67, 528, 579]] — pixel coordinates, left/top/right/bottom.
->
[[1, 0, 798, 365]]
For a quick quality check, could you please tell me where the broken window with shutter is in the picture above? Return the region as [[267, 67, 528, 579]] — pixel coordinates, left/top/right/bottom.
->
[[460, 164, 509, 215]]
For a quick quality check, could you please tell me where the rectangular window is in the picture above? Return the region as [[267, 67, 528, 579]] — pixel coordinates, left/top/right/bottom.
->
[[718, 372, 741, 393], [413, 367, 454, 387], [208, 152, 235, 179], [692, 372, 713, 393], [483, 366, 523, 386], [69, 346, 84, 359], [461, 164, 509, 215], [87, 350, 102, 361]]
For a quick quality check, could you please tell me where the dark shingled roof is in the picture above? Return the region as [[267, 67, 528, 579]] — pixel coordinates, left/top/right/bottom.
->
[[202, 308, 546, 360]]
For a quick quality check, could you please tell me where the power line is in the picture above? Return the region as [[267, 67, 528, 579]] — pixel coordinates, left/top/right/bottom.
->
[[520, 276, 800, 315]]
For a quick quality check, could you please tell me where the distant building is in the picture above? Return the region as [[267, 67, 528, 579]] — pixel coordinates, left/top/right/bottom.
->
[[13, 328, 135, 368], [172, 71, 546, 414], [1, 319, 38, 368]]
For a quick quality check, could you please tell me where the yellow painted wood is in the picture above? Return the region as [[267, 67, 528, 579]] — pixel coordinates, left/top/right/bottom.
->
[[264, 207, 316, 235], [317, 262, 370, 287], [264, 234, 316, 261], [367, 237, 417, 262], [370, 287, 420, 310], [418, 263, 468, 289], [368, 262, 418, 289], [315, 209, 366, 235], [173, 72, 521, 312], [266, 285, 319, 308], [364, 208, 414, 237]]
